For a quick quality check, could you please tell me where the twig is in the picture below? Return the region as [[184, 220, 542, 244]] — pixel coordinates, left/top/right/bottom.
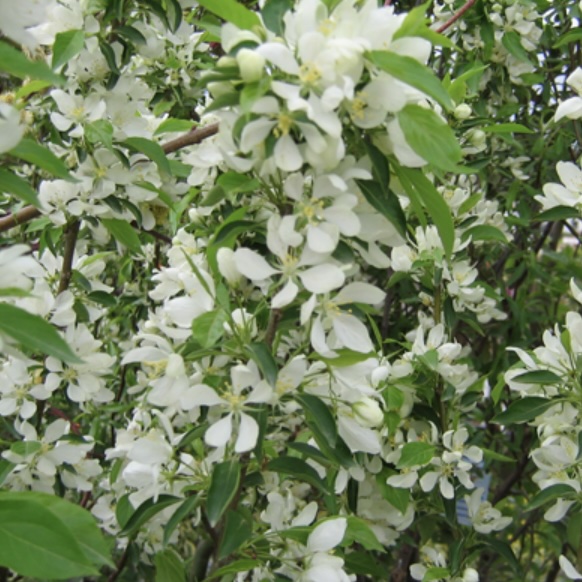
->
[[162, 122, 219, 154], [0, 123, 220, 234], [57, 220, 80, 294], [265, 308, 282, 348], [436, 0, 477, 33], [107, 544, 131, 582], [0, 205, 42, 233]]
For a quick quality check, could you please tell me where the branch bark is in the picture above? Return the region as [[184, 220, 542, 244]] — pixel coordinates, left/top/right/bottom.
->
[[0, 122, 220, 234], [436, 0, 477, 33], [57, 219, 80, 294]]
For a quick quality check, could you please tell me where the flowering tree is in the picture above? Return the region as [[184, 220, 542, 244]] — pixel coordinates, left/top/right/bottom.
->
[[1, 0, 582, 580]]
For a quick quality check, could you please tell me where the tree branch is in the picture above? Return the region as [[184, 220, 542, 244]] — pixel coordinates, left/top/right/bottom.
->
[[0, 122, 220, 233], [436, 0, 477, 33], [57, 220, 80, 294]]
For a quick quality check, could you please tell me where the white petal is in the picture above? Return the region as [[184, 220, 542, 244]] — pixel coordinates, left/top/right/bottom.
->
[[234, 248, 279, 281], [205, 413, 233, 448], [307, 518, 347, 552], [182, 384, 225, 407], [272, 279, 299, 308], [240, 118, 276, 153], [337, 416, 381, 454], [234, 412, 259, 453], [274, 134, 303, 172], [332, 313, 374, 353], [256, 43, 299, 75], [555, 97, 582, 121], [121, 347, 168, 364], [560, 555, 582, 580], [299, 264, 345, 294], [306, 223, 338, 253], [335, 282, 385, 305]]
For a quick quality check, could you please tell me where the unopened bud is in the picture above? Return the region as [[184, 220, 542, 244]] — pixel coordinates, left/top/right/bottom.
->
[[468, 129, 486, 147], [454, 103, 472, 120], [236, 48, 265, 83], [352, 397, 384, 428]]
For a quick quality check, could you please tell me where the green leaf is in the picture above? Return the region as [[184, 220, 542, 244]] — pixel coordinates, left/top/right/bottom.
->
[[0, 495, 97, 578], [395, 165, 455, 258], [262, 0, 293, 35], [296, 394, 337, 447], [10, 441, 41, 456], [267, 456, 329, 492], [368, 50, 453, 111], [461, 224, 508, 244], [492, 397, 557, 425], [217, 171, 261, 194], [154, 118, 195, 135], [85, 119, 114, 149], [192, 309, 227, 349], [0, 461, 14, 486], [344, 551, 387, 579], [208, 559, 259, 579], [201, 184, 227, 207], [397, 442, 435, 468], [101, 218, 143, 254], [196, 0, 261, 31], [218, 510, 252, 559], [424, 567, 451, 581], [502, 31, 532, 63], [15, 79, 52, 99], [481, 123, 534, 134], [207, 461, 241, 527], [154, 548, 185, 582], [356, 179, 406, 239], [123, 137, 171, 175], [479, 538, 521, 575], [52, 30, 85, 69], [554, 27, 582, 48], [163, 496, 199, 546], [248, 342, 278, 387], [375, 472, 410, 513], [0, 169, 39, 207], [0, 304, 81, 363], [0, 41, 64, 85], [119, 495, 181, 538], [164, 0, 183, 32], [344, 517, 385, 552], [397, 104, 463, 171], [9, 139, 73, 180], [480, 448, 516, 463], [116, 25, 148, 45], [535, 206, 580, 222], [320, 349, 376, 367], [526, 484, 577, 512], [512, 370, 563, 385]]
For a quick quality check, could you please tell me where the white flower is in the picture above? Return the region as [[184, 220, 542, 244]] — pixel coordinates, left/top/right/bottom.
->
[[236, 48, 266, 82], [187, 362, 272, 453], [555, 68, 582, 121], [465, 488, 511, 533], [536, 161, 582, 210], [50, 90, 106, 138]]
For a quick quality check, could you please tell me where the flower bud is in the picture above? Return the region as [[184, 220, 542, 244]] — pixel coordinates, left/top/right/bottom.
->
[[454, 103, 472, 120], [468, 129, 486, 147], [236, 48, 265, 83], [352, 397, 384, 428], [217, 247, 242, 285]]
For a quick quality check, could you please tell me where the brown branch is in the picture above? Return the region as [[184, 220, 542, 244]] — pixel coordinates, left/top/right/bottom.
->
[[107, 543, 131, 582], [265, 308, 282, 349], [0, 205, 41, 233], [57, 220, 80, 294], [162, 122, 219, 154], [436, 0, 477, 33], [0, 123, 221, 234]]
